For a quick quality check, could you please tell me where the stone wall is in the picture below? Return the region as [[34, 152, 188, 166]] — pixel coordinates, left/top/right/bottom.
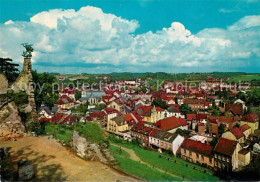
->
[[0, 73, 8, 95]]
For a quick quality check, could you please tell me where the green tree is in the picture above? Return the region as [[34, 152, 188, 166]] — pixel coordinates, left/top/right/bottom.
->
[[179, 104, 192, 115], [210, 136, 219, 147], [218, 123, 225, 135], [0, 58, 19, 83], [212, 109, 220, 116], [75, 89, 82, 101], [32, 70, 59, 109], [151, 98, 167, 109], [96, 103, 107, 110]]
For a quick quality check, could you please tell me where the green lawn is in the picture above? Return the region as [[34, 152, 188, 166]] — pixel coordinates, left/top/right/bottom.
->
[[110, 140, 219, 181], [45, 123, 73, 144], [44, 122, 105, 144], [109, 145, 180, 181]]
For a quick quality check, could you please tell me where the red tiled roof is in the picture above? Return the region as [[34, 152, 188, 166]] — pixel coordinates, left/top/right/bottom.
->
[[135, 106, 163, 116], [181, 138, 213, 156], [225, 104, 243, 115], [187, 114, 196, 121], [56, 95, 74, 105], [131, 124, 153, 135], [239, 124, 251, 132], [197, 113, 207, 120], [214, 138, 238, 156], [242, 113, 259, 122], [208, 116, 237, 123], [230, 127, 244, 139], [155, 116, 187, 131], [149, 129, 159, 137]]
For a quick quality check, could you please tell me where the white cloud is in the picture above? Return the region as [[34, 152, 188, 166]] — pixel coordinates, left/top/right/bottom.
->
[[0, 6, 259, 73]]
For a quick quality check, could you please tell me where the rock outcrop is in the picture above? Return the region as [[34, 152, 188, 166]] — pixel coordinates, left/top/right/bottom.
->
[[70, 131, 115, 164], [12, 57, 39, 129], [0, 73, 8, 95], [0, 96, 26, 140]]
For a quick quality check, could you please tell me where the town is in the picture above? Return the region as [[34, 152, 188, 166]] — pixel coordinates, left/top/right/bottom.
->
[[1, 1, 260, 181]]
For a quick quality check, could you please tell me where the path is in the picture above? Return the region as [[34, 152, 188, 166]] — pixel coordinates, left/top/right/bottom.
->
[[0, 137, 136, 182], [111, 143, 183, 180]]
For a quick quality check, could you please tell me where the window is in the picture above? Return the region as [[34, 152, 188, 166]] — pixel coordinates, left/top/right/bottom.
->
[[209, 158, 212, 163], [222, 156, 225, 161], [201, 156, 204, 161], [196, 154, 199, 159], [184, 149, 186, 154]]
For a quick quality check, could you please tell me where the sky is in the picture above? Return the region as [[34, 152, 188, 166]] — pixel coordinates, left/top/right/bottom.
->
[[0, 0, 260, 74]]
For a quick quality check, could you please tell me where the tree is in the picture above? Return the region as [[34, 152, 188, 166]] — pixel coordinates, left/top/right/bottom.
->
[[210, 136, 219, 147], [75, 89, 82, 101], [32, 70, 59, 109], [218, 123, 225, 135], [96, 103, 107, 110], [151, 98, 167, 109], [0, 58, 19, 83], [212, 109, 220, 116], [179, 104, 192, 115]]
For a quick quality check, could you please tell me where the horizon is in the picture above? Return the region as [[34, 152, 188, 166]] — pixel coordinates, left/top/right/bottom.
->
[[1, 0, 260, 73]]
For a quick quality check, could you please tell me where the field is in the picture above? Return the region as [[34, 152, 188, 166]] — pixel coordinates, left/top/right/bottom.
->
[[110, 139, 219, 181], [228, 74, 260, 82]]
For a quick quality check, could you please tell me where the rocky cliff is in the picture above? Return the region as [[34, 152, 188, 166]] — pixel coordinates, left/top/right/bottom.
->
[[70, 131, 115, 164], [0, 95, 26, 139]]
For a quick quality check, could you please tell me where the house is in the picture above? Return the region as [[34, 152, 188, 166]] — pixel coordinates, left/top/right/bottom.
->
[[123, 113, 142, 128], [209, 119, 219, 136], [56, 95, 75, 109], [172, 135, 185, 156], [103, 107, 121, 122], [180, 139, 214, 168], [131, 124, 153, 147], [108, 99, 124, 113], [240, 113, 259, 134], [208, 116, 238, 130], [159, 132, 178, 151], [167, 105, 183, 118], [184, 98, 210, 110], [213, 138, 242, 171], [86, 111, 107, 127], [38, 105, 52, 119], [135, 105, 164, 123], [238, 149, 251, 170], [154, 116, 188, 133], [221, 129, 244, 144], [225, 104, 244, 117], [59, 88, 76, 100], [107, 115, 128, 133], [198, 123, 206, 134], [239, 124, 251, 139], [149, 129, 165, 149]]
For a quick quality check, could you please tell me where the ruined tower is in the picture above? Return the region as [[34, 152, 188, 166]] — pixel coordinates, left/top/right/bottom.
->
[[12, 44, 39, 130]]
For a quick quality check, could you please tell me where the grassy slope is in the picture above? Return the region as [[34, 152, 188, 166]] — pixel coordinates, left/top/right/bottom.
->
[[109, 145, 180, 181], [111, 141, 219, 181]]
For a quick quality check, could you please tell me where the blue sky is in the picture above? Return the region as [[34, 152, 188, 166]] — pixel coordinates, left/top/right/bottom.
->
[[0, 0, 260, 73]]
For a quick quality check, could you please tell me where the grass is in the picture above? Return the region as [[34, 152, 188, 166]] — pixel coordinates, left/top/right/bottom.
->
[[74, 122, 105, 144], [228, 74, 260, 82], [109, 145, 180, 181], [110, 139, 219, 181], [45, 123, 73, 144], [44, 122, 105, 144]]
